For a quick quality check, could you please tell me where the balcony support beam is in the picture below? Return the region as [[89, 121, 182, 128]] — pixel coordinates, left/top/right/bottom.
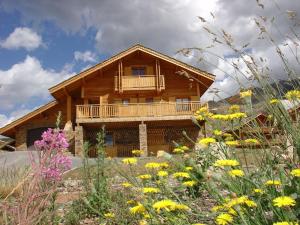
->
[[139, 122, 148, 157]]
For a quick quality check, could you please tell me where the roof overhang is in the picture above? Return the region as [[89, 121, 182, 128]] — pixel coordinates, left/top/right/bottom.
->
[[49, 44, 215, 99], [0, 100, 58, 137]]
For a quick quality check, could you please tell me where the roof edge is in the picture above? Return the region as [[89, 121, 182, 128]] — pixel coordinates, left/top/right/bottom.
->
[[49, 44, 215, 94], [0, 100, 58, 135]]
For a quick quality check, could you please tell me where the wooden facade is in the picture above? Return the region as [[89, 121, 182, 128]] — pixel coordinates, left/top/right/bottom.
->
[[0, 44, 215, 156]]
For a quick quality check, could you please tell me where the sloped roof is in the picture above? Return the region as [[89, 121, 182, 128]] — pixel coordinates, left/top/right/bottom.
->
[[0, 100, 58, 135], [49, 44, 215, 95]]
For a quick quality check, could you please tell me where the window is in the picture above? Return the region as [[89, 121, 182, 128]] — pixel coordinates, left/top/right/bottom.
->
[[132, 67, 146, 76], [176, 98, 190, 111], [122, 99, 129, 105], [105, 133, 114, 147]]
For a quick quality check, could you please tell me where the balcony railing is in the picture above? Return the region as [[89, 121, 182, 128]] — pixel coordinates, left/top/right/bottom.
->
[[76, 101, 203, 121], [114, 75, 165, 92]]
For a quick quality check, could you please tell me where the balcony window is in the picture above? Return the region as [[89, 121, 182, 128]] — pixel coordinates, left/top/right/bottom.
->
[[105, 133, 114, 146], [132, 67, 146, 76], [145, 98, 153, 104], [176, 98, 190, 111], [122, 99, 129, 106]]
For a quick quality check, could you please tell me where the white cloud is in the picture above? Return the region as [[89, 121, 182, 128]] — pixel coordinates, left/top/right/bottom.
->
[[0, 27, 43, 51], [74, 50, 97, 63], [0, 56, 73, 111]]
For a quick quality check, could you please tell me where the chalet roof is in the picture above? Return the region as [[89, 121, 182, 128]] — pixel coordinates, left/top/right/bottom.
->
[[49, 44, 215, 96], [0, 100, 58, 136]]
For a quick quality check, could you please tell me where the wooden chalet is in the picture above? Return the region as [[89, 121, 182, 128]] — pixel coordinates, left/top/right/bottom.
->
[[0, 44, 215, 157]]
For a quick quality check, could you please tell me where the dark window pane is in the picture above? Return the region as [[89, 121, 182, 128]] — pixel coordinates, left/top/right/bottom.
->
[[132, 67, 146, 75], [105, 134, 114, 146]]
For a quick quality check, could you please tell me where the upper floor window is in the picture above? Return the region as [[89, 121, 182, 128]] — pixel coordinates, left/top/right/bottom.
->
[[176, 98, 190, 111], [132, 67, 146, 76], [122, 99, 129, 105], [145, 98, 153, 104]]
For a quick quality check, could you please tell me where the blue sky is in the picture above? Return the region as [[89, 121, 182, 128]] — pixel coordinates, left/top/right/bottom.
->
[[0, 0, 299, 127]]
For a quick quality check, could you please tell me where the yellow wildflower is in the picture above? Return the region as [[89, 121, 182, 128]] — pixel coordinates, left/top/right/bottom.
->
[[122, 158, 137, 165], [286, 90, 300, 100], [132, 149, 143, 156], [122, 182, 132, 188], [211, 114, 229, 120], [273, 222, 299, 225], [126, 200, 136, 205], [228, 169, 244, 177], [152, 199, 189, 212], [185, 166, 193, 171], [216, 213, 233, 225], [159, 162, 169, 168], [291, 168, 300, 177], [138, 174, 152, 179], [265, 180, 281, 186], [253, 188, 264, 194], [139, 220, 148, 225], [214, 130, 223, 136], [145, 162, 161, 169], [214, 159, 239, 167], [229, 104, 240, 112], [228, 112, 247, 120], [245, 199, 257, 207], [157, 170, 168, 177], [225, 140, 239, 146], [173, 172, 190, 178], [183, 180, 197, 187], [173, 147, 184, 154], [225, 195, 256, 208], [211, 205, 224, 212], [143, 187, 160, 194], [199, 137, 216, 146], [270, 99, 280, 104], [130, 203, 146, 214], [195, 115, 205, 121], [244, 138, 260, 144], [104, 212, 115, 218], [240, 90, 252, 98], [273, 196, 296, 207]]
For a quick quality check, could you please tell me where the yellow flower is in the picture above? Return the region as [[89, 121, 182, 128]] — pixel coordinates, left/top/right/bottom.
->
[[173, 172, 190, 178], [139, 220, 148, 225], [138, 174, 152, 179], [273, 222, 299, 225], [195, 115, 205, 121], [228, 169, 244, 177], [265, 180, 281, 186], [240, 90, 252, 98], [225, 140, 239, 146], [211, 205, 224, 212], [270, 99, 280, 104], [143, 187, 160, 194], [173, 147, 184, 154], [286, 90, 300, 100], [159, 162, 169, 168], [211, 114, 229, 120], [216, 213, 233, 225], [185, 166, 193, 171], [213, 130, 223, 136], [253, 188, 264, 194], [183, 180, 197, 187], [130, 203, 146, 214], [273, 196, 296, 207], [122, 158, 137, 165], [244, 138, 260, 144], [291, 168, 300, 177], [225, 196, 256, 208], [157, 170, 168, 177], [229, 104, 240, 112], [214, 159, 239, 167], [104, 212, 115, 218], [198, 137, 216, 146], [145, 162, 161, 169], [132, 149, 143, 156], [152, 200, 189, 212], [122, 182, 132, 188], [228, 112, 247, 120], [126, 200, 136, 205]]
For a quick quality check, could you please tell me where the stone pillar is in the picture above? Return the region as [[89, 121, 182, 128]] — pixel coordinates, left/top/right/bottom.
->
[[139, 123, 148, 157], [75, 125, 84, 156]]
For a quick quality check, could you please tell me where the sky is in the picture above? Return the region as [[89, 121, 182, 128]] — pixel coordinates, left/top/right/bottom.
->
[[0, 0, 299, 127]]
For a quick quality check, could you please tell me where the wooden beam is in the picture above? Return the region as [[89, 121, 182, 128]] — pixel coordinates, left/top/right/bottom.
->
[[196, 83, 200, 97], [81, 86, 85, 98], [67, 95, 72, 122]]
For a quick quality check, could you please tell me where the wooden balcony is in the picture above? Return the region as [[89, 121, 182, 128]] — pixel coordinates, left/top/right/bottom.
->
[[114, 75, 165, 92], [76, 101, 203, 123]]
